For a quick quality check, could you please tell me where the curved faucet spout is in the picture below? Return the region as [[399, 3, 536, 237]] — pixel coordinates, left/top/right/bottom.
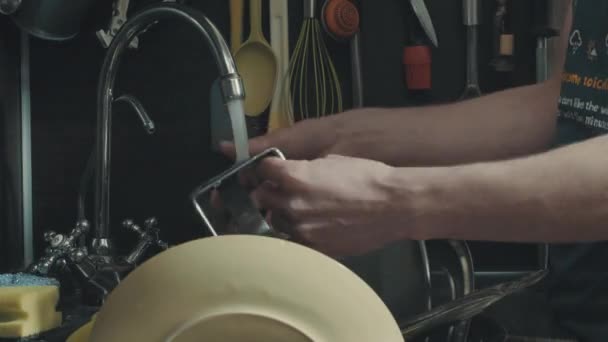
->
[[93, 3, 245, 256], [78, 94, 155, 225]]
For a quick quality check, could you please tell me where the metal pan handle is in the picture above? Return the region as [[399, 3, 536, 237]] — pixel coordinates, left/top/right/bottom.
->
[[400, 269, 547, 338]]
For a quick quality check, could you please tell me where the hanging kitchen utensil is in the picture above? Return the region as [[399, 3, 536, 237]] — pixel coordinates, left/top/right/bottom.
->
[[460, 0, 482, 99], [490, 0, 515, 72], [0, 0, 97, 41], [97, 0, 185, 49], [403, 0, 438, 102], [321, 0, 364, 108], [533, 0, 558, 82], [267, 0, 293, 132], [230, 0, 244, 54], [409, 0, 438, 47], [97, 0, 139, 49], [234, 0, 278, 137], [283, 0, 343, 122]]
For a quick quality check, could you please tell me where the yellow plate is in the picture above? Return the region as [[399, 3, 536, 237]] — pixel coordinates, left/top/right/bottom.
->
[[90, 235, 404, 342], [66, 315, 95, 342]]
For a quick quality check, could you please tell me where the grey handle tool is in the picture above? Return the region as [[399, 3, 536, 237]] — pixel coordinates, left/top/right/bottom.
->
[[460, 0, 482, 99], [351, 33, 364, 108]]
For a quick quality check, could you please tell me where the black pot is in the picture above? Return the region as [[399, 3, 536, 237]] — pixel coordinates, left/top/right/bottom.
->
[[2, 0, 97, 41]]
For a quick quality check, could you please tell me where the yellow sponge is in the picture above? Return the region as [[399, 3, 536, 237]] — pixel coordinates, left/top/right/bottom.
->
[[0, 279, 62, 338]]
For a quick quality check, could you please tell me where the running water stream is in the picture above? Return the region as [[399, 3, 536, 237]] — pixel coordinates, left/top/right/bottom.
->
[[227, 99, 251, 162]]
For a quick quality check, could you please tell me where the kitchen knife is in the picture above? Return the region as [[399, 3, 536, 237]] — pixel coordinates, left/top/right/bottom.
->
[[408, 0, 438, 48]]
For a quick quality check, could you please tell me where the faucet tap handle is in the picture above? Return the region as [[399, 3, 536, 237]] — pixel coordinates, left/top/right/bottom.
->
[[145, 217, 168, 249], [144, 217, 158, 231], [63, 220, 90, 247], [156, 240, 169, 250], [75, 220, 91, 233], [44, 231, 66, 248], [71, 220, 90, 239], [44, 230, 57, 242], [28, 255, 60, 275], [122, 219, 145, 236], [55, 258, 68, 270], [69, 247, 89, 263], [123, 217, 167, 265]]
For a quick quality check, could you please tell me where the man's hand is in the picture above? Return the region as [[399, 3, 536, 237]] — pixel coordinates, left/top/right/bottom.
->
[[249, 154, 408, 257]]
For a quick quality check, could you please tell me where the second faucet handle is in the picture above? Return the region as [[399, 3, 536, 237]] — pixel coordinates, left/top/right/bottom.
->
[[69, 220, 90, 240], [144, 217, 158, 231], [44, 231, 64, 248], [122, 219, 144, 236]]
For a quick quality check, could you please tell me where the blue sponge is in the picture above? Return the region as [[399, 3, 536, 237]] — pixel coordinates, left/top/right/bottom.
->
[[0, 273, 59, 287]]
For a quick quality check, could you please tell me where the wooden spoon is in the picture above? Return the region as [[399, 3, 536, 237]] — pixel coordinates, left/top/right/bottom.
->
[[229, 0, 244, 54], [234, 0, 278, 118]]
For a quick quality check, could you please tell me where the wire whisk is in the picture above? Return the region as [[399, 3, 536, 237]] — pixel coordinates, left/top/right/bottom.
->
[[281, 0, 343, 123]]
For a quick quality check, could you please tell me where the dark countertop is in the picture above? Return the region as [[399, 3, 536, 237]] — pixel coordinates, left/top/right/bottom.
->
[[0, 290, 579, 342], [0, 306, 97, 342]]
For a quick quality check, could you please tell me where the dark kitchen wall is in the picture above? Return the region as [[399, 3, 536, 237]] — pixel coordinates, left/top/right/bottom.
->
[[24, 0, 541, 268]]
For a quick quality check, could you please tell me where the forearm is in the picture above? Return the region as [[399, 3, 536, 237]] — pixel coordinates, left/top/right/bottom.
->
[[392, 135, 608, 242], [334, 2, 573, 168], [334, 79, 561, 167]]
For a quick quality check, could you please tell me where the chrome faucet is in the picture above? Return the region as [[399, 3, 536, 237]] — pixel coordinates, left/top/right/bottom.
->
[[78, 95, 155, 227], [92, 3, 246, 257]]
